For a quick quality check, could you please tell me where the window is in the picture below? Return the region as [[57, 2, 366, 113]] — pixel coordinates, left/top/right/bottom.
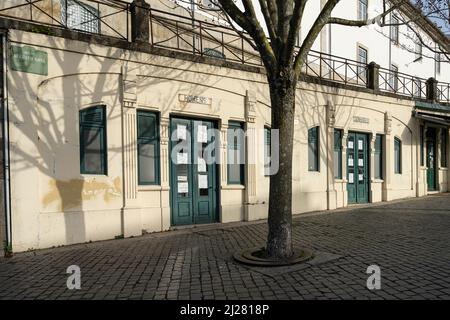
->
[[227, 122, 245, 184], [137, 111, 159, 185], [441, 128, 447, 168], [357, 46, 368, 83], [394, 137, 402, 174], [308, 126, 320, 171], [374, 134, 383, 179], [264, 127, 271, 176], [358, 0, 368, 21], [80, 106, 107, 175], [415, 40, 422, 60], [420, 125, 424, 166], [413, 78, 422, 98], [436, 52, 441, 75], [390, 15, 399, 44], [61, 0, 100, 33], [334, 129, 342, 179], [390, 64, 398, 92]]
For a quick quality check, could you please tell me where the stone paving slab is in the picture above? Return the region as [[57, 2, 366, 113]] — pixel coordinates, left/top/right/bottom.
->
[[0, 194, 450, 300]]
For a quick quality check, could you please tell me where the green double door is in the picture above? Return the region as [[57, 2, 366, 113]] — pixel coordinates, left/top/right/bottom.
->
[[170, 117, 218, 226], [347, 132, 369, 204], [426, 128, 437, 191]]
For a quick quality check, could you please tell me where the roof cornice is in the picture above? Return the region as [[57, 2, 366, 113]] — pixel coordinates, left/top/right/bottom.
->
[[390, 0, 450, 52]]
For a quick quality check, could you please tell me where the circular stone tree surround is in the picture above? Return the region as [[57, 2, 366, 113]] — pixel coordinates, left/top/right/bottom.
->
[[233, 247, 314, 267]]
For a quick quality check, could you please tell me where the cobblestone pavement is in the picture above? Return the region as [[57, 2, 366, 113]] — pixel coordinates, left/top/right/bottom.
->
[[1, 194, 450, 300]]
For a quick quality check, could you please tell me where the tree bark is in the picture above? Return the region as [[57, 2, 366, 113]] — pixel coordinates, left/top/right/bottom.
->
[[266, 67, 297, 259]]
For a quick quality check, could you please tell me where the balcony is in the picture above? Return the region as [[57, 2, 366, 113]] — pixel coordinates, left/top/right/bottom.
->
[[0, 0, 449, 104]]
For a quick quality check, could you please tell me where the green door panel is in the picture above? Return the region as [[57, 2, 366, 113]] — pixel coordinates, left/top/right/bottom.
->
[[426, 129, 436, 191], [347, 132, 369, 204], [347, 134, 357, 204], [170, 118, 194, 225], [170, 118, 218, 226]]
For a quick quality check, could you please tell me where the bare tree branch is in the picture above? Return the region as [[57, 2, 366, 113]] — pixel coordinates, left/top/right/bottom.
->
[[217, 0, 277, 70], [293, 0, 340, 78], [258, 0, 277, 41]]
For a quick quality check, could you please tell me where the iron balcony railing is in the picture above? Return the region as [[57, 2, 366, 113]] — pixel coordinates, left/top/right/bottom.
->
[[0, 0, 448, 103], [378, 67, 428, 100]]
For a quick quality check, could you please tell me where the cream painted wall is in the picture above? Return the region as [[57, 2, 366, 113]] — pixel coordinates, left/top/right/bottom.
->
[[5, 28, 447, 252]]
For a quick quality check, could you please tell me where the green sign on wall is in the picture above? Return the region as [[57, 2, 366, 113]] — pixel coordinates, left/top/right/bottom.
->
[[10, 46, 48, 76]]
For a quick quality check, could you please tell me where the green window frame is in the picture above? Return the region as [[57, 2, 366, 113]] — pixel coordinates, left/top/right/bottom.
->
[[441, 128, 447, 168], [420, 125, 424, 166], [394, 137, 402, 174], [374, 134, 383, 179], [80, 105, 107, 175], [308, 126, 320, 172], [264, 127, 271, 176], [227, 121, 245, 185], [137, 111, 160, 185], [334, 129, 342, 179]]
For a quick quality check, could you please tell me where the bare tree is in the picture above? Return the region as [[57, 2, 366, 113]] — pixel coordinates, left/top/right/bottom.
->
[[196, 0, 448, 260]]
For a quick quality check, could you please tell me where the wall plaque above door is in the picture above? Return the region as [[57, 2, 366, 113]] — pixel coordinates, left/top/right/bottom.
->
[[179, 94, 212, 106]]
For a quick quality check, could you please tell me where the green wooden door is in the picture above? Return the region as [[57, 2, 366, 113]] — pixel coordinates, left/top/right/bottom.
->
[[170, 118, 218, 225], [426, 129, 436, 191], [347, 132, 369, 204]]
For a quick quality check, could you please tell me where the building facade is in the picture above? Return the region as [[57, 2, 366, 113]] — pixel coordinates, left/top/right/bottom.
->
[[0, 0, 449, 253]]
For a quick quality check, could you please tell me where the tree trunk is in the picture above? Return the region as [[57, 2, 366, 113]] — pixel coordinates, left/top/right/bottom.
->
[[266, 68, 297, 259]]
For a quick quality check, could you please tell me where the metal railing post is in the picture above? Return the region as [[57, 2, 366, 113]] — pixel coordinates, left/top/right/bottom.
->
[[130, 0, 150, 42], [367, 62, 380, 91], [426, 77, 438, 102]]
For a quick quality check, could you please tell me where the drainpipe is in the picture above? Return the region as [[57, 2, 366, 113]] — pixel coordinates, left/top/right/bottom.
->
[[0, 30, 12, 253]]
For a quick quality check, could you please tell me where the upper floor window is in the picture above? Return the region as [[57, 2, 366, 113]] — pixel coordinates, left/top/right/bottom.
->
[[394, 137, 402, 174], [227, 121, 245, 185], [390, 64, 398, 92], [308, 126, 320, 172], [61, 0, 100, 33], [436, 52, 441, 75], [80, 106, 107, 175], [413, 78, 422, 98], [415, 39, 422, 60], [357, 46, 368, 83], [390, 15, 399, 44], [358, 0, 368, 21], [137, 111, 160, 185]]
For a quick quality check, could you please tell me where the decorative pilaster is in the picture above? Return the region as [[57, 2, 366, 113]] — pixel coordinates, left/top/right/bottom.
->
[[370, 134, 376, 183], [123, 105, 138, 205], [245, 90, 257, 201], [220, 122, 228, 187], [382, 111, 392, 201], [244, 90, 258, 221], [159, 117, 171, 231], [342, 131, 348, 207], [326, 100, 336, 210], [122, 66, 138, 207], [121, 66, 141, 237], [160, 118, 170, 188]]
